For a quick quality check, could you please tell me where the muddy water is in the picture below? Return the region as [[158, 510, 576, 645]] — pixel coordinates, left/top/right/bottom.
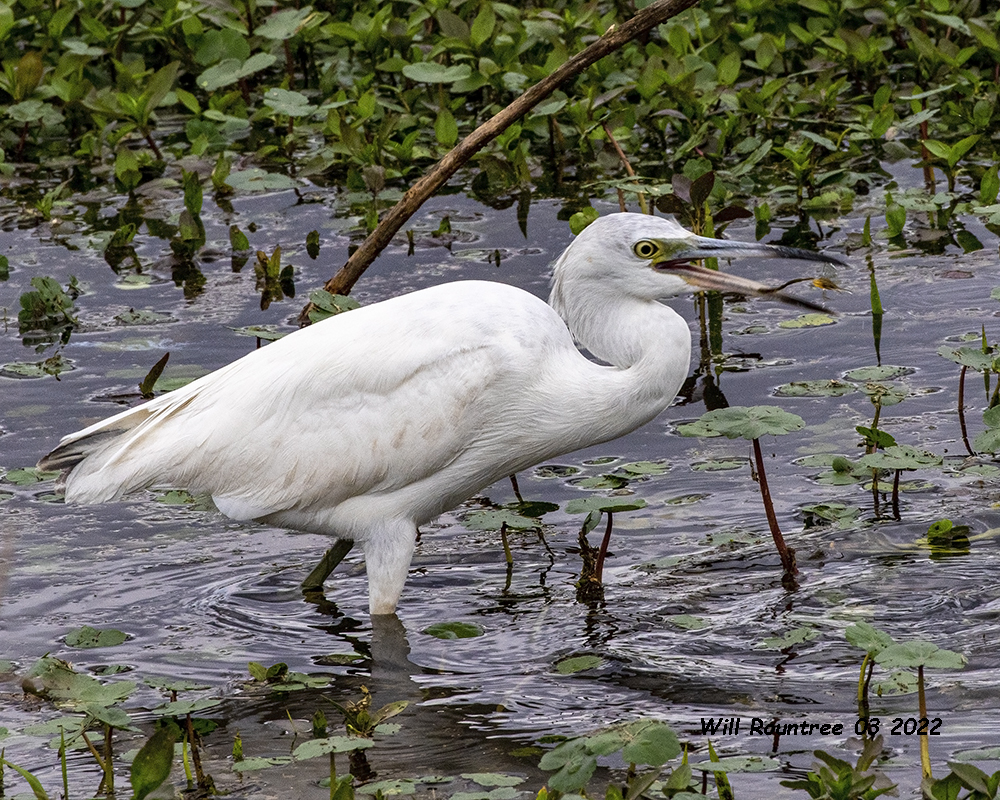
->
[[2, 187, 999, 797]]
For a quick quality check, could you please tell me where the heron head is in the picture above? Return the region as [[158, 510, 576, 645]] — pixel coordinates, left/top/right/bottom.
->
[[553, 212, 844, 312]]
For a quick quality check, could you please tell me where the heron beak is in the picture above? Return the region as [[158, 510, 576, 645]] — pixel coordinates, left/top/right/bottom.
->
[[650, 236, 844, 312]]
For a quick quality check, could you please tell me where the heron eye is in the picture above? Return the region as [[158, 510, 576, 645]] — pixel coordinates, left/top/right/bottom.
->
[[632, 240, 659, 260]]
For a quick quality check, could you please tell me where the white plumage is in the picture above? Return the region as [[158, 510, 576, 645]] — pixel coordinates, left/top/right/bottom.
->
[[40, 213, 842, 615]]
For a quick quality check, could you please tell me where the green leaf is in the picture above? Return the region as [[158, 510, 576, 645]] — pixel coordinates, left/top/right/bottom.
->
[[886, 201, 906, 237], [844, 365, 912, 381], [130, 722, 179, 800], [401, 62, 472, 84], [422, 621, 484, 639], [875, 641, 966, 670], [774, 380, 855, 397], [229, 225, 251, 251], [256, 7, 317, 39], [845, 622, 894, 654], [619, 721, 681, 767], [293, 736, 374, 760], [141, 61, 180, 122], [3, 467, 60, 485], [666, 614, 707, 630], [151, 698, 222, 716], [690, 756, 779, 772], [462, 774, 523, 788], [981, 164, 1000, 205], [619, 460, 669, 475], [224, 168, 298, 193], [973, 427, 1000, 454], [564, 496, 646, 514], [435, 107, 458, 147], [463, 509, 538, 531], [857, 444, 942, 471], [569, 207, 599, 234], [0, 758, 51, 800], [65, 625, 128, 649], [555, 655, 604, 674], [263, 88, 317, 117], [197, 53, 277, 92], [470, 5, 496, 47], [760, 627, 818, 649], [778, 313, 836, 328], [677, 405, 804, 440]]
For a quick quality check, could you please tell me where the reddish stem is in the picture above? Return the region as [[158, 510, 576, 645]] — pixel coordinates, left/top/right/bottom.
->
[[752, 438, 797, 578]]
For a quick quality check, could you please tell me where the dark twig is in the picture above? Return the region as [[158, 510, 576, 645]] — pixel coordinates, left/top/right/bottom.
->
[[751, 438, 797, 581]]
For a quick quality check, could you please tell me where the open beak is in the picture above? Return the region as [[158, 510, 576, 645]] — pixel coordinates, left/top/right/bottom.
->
[[651, 236, 845, 313]]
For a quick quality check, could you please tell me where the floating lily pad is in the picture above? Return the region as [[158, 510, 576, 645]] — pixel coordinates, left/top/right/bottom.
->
[[114, 309, 173, 326], [293, 736, 374, 760], [422, 621, 484, 640], [564, 496, 646, 514], [858, 444, 942, 471], [151, 698, 222, 716], [677, 405, 804, 440], [760, 627, 818, 649], [534, 464, 578, 479], [857, 382, 908, 406], [232, 756, 293, 772], [690, 756, 779, 773], [224, 168, 298, 193], [3, 467, 60, 485], [844, 364, 913, 382], [801, 502, 861, 527], [953, 747, 1000, 761], [462, 774, 525, 788], [354, 778, 418, 795], [116, 274, 154, 290], [463, 509, 539, 531], [555, 655, 604, 674], [666, 614, 707, 630], [1, 356, 75, 379], [692, 459, 745, 471], [65, 626, 128, 649], [774, 379, 855, 397], [230, 325, 288, 341], [571, 474, 628, 489], [619, 460, 670, 475], [777, 313, 835, 328]]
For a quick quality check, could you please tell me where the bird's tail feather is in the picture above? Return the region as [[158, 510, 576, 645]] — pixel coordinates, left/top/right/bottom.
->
[[38, 392, 196, 503]]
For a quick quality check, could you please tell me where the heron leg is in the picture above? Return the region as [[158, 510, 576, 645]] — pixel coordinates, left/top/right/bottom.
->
[[363, 523, 418, 616], [301, 539, 354, 593]]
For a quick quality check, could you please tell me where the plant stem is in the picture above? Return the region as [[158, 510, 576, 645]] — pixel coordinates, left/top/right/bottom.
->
[[891, 469, 901, 519], [602, 122, 648, 214], [595, 511, 614, 582], [958, 365, 974, 456], [751, 438, 797, 579], [509, 473, 524, 503], [918, 664, 932, 779]]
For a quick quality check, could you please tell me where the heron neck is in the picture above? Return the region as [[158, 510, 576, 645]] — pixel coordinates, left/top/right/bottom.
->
[[553, 286, 690, 372]]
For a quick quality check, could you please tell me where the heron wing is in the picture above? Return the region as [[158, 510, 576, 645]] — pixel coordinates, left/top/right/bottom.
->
[[42, 282, 566, 526]]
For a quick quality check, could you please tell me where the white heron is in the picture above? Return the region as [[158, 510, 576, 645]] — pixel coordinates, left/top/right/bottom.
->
[[40, 213, 843, 615]]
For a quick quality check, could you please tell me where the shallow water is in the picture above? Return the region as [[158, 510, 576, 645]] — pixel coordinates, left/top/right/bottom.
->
[[2, 185, 1000, 797]]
